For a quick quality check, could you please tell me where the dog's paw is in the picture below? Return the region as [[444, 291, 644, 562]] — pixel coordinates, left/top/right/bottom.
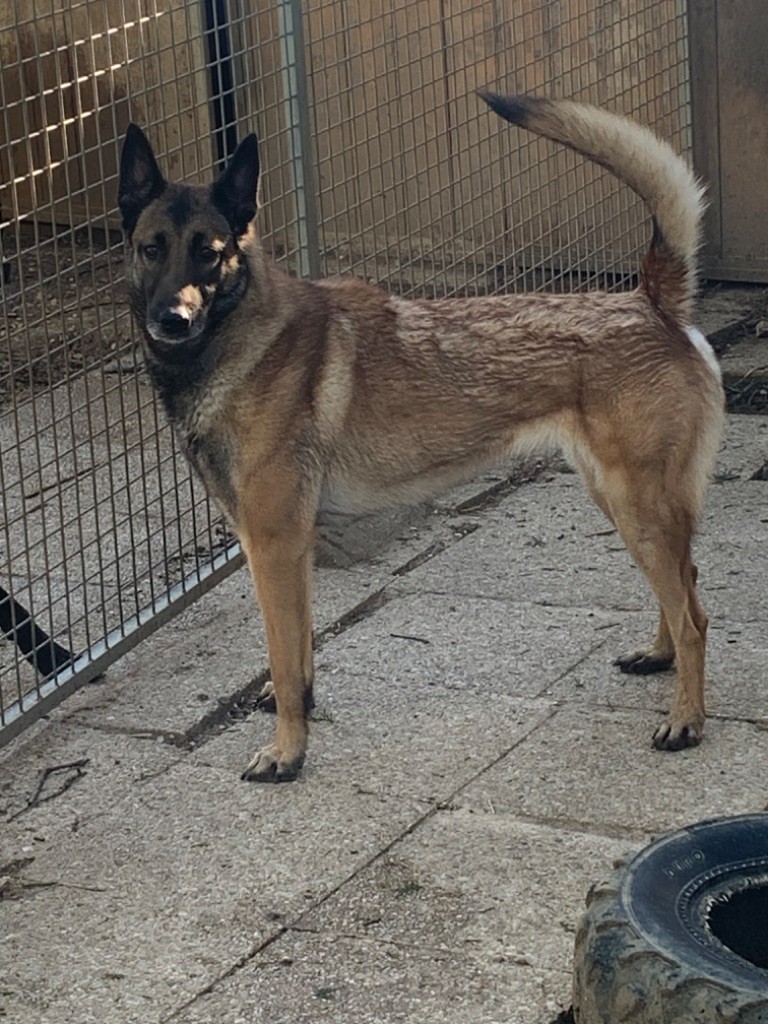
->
[[253, 681, 315, 717], [255, 680, 277, 714], [652, 718, 703, 752], [241, 743, 305, 783], [614, 649, 675, 675]]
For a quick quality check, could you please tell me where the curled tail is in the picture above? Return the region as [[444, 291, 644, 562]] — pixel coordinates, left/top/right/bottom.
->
[[480, 93, 706, 325]]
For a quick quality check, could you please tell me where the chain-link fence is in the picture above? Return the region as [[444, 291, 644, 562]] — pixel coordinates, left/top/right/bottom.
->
[[0, 0, 692, 744]]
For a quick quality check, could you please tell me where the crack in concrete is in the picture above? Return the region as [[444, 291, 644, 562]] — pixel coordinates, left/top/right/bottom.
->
[[162, 709, 561, 1021], [390, 584, 648, 616], [68, 717, 193, 750], [541, 636, 614, 694]]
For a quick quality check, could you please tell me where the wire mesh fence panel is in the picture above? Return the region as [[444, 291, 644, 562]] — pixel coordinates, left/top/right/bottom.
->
[[303, 0, 692, 297], [0, 0, 293, 739], [0, 0, 692, 742]]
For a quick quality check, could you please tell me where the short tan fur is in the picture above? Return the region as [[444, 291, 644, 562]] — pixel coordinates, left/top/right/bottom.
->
[[119, 94, 724, 781]]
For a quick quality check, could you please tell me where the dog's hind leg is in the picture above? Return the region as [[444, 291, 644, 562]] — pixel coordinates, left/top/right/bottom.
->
[[614, 611, 676, 675], [613, 562, 700, 674], [600, 472, 708, 750], [574, 453, 676, 675]]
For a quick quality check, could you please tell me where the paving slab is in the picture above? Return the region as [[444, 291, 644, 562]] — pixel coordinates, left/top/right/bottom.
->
[[546, 613, 768, 724], [164, 816, 631, 1023], [0, 720, 181, 835], [52, 547, 424, 738], [56, 469, 524, 739], [190, 689, 552, 799], [697, 481, 768, 625], [306, 592, 623, 703], [168, 929, 572, 1024], [0, 760, 458, 1022], [0, 683, 551, 1024], [711, 413, 768, 476], [2, 412, 767, 1024], [296, 815, 631, 973], [392, 433, 768, 621], [456, 706, 768, 837], [391, 473, 648, 613]]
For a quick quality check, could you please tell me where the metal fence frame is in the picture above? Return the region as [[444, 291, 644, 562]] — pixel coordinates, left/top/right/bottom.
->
[[0, 0, 694, 746]]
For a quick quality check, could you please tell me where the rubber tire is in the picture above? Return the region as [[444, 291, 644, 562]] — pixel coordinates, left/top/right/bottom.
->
[[573, 814, 768, 1023]]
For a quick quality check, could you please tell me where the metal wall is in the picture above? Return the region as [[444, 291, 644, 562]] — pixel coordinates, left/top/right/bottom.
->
[[0, 0, 693, 744]]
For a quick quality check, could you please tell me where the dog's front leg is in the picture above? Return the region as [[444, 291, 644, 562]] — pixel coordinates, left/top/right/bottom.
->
[[239, 500, 315, 783]]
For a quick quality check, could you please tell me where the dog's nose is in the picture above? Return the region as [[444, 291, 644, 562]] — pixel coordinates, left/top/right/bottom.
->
[[158, 311, 190, 338]]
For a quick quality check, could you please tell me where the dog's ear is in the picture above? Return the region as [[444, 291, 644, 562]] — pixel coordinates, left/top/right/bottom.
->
[[211, 134, 260, 237], [118, 124, 167, 238]]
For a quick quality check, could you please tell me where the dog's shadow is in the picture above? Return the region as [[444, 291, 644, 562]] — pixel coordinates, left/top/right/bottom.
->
[[315, 506, 431, 569]]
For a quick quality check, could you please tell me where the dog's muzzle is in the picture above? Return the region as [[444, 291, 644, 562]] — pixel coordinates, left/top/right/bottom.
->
[[145, 308, 210, 361], [157, 310, 193, 338], [147, 307, 207, 344]]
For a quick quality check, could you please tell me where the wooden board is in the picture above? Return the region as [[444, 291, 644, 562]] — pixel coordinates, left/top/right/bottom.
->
[[691, 0, 768, 281]]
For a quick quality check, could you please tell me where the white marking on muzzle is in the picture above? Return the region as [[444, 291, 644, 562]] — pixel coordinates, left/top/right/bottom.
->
[[173, 285, 203, 317], [147, 285, 205, 343]]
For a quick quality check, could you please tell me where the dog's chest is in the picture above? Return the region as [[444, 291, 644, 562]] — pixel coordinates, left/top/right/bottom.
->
[[179, 428, 237, 516]]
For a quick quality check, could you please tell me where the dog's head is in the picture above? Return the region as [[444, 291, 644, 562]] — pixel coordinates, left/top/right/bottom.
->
[[118, 125, 260, 360]]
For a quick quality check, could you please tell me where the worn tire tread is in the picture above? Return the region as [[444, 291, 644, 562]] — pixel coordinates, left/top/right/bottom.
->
[[573, 865, 768, 1024]]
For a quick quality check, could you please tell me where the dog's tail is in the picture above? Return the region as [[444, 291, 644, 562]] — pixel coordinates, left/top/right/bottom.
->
[[480, 93, 705, 325]]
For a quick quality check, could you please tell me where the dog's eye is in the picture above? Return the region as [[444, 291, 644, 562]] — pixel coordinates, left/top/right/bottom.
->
[[142, 244, 160, 262], [199, 246, 221, 264]]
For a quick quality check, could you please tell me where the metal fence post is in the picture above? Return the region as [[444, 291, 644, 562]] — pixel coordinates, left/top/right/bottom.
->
[[278, 0, 321, 280]]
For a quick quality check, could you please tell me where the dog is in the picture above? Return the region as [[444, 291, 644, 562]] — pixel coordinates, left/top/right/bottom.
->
[[118, 94, 724, 782]]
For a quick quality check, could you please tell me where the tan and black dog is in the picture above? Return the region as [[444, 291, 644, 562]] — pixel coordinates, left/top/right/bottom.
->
[[118, 94, 724, 782]]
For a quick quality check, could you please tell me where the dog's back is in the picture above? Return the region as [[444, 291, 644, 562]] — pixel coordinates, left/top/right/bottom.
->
[[320, 98, 722, 518]]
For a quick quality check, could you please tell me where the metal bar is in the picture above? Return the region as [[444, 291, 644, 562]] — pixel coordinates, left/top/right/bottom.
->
[[277, 0, 321, 280], [0, 585, 73, 679], [204, 0, 239, 165], [0, 544, 244, 748]]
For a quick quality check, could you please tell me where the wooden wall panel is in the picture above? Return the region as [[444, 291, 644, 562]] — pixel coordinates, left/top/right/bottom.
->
[[691, 0, 768, 281], [1, 0, 695, 289], [0, 2, 83, 226], [301, 0, 692, 292], [0, 1, 213, 229]]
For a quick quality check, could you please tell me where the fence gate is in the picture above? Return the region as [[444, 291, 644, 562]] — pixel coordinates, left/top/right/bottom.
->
[[0, 0, 693, 745]]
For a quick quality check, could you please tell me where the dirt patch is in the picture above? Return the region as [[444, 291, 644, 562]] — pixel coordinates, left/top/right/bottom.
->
[[0, 225, 132, 408], [703, 283, 768, 356]]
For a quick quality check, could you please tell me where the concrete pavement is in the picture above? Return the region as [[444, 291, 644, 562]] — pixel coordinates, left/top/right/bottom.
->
[[1, 293, 768, 1024]]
